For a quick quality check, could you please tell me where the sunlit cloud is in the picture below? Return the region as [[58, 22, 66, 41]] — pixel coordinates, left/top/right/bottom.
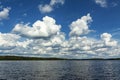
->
[[0, 14, 120, 58], [38, 0, 65, 13]]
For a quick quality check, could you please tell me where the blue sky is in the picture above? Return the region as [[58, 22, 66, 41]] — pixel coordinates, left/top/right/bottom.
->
[[0, 0, 120, 58]]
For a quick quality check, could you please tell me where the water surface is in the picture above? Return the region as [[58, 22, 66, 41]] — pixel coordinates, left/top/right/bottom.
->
[[0, 60, 120, 80]]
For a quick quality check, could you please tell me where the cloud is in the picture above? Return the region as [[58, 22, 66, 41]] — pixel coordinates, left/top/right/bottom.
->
[[39, 4, 53, 13], [0, 33, 20, 50], [111, 28, 120, 39], [38, 0, 65, 13], [101, 33, 117, 46], [65, 33, 118, 58], [94, 0, 107, 7], [69, 13, 93, 37], [1, 14, 120, 58], [0, 7, 11, 20], [12, 16, 61, 39], [94, 0, 118, 8], [50, 0, 64, 5]]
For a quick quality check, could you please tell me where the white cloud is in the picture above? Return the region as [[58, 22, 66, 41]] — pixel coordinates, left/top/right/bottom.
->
[[101, 33, 117, 46], [0, 33, 20, 50], [0, 14, 120, 58], [69, 13, 93, 37], [94, 0, 118, 8], [12, 16, 61, 38], [101, 33, 112, 42], [38, 0, 65, 13], [94, 0, 107, 7], [38, 4, 53, 13], [0, 7, 11, 20], [50, 0, 64, 5]]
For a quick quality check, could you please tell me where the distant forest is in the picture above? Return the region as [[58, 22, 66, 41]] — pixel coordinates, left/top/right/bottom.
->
[[0, 56, 120, 60]]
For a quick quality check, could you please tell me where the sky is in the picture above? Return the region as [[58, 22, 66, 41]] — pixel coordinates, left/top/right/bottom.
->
[[0, 0, 120, 59]]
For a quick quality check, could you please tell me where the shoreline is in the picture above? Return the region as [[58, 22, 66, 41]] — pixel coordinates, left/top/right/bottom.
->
[[0, 56, 120, 60]]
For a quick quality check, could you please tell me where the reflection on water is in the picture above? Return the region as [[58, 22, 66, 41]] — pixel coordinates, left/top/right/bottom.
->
[[0, 60, 120, 80]]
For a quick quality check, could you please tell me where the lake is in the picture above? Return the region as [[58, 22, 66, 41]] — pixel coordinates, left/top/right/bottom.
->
[[0, 60, 120, 80]]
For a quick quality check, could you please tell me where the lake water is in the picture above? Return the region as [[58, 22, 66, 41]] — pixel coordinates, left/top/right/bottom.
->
[[0, 60, 120, 80]]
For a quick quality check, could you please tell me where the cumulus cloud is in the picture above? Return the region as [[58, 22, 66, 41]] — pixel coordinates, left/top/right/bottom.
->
[[38, 0, 65, 13], [0, 7, 11, 20], [12, 16, 61, 38], [69, 13, 93, 37], [0, 14, 120, 58], [0, 33, 20, 50], [101, 33, 117, 46], [94, 0, 107, 7]]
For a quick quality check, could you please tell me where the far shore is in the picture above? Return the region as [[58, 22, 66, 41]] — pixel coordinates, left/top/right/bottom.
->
[[0, 56, 120, 60]]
